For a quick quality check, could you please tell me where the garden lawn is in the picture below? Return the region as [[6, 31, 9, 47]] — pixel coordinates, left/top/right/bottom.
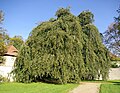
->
[[0, 82, 78, 93], [100, 80, 120, 93]]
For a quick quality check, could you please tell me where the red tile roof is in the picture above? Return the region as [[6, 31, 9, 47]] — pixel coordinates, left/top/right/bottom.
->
[[4, 45, 18, 56]]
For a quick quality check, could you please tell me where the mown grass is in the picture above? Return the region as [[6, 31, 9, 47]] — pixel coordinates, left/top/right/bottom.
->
[[0, 82, 78, 93], [99, 80, 120, 93]]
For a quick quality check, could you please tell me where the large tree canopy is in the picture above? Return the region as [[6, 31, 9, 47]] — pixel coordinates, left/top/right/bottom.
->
[[13, 8, 110, 84], [103, 7, 120, 56]]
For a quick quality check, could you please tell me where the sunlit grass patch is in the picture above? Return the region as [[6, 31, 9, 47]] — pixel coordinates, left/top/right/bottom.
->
[[0, 82, 78, 93]]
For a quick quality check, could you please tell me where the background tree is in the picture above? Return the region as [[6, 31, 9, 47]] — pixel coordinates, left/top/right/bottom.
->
[[0, 10, 7, 61], [9, 35, 24, 50], [0, 10, 23, 65], [0, 10, 4, 23], [103, 7, 120, 56]]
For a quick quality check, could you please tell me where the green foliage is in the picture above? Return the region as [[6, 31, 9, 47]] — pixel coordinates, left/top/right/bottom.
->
[[13, 44, 33, 83], [0, 75, 4, 81], [0, 41, 6, 55], [14, 9, 85, 83], [9, 35, 24, 50], [55, 7, 71, 18], [0, 75, 10, 82], [0, 10, 7, 61], [13, 8, 110, 84], [49, 18, 56, 22], [82, 24, 110, 80], [78, 10, 94, 26]]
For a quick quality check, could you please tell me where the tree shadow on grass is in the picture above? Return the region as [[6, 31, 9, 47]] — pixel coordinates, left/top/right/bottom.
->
[[113, 82, 120, 85], [109, 81, 120, 85]]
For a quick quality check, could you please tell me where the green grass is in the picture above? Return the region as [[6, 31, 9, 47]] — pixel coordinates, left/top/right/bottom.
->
[[100, 80, 120, 93], [0, 83, 78, 93], [107, 80, 120, 83]]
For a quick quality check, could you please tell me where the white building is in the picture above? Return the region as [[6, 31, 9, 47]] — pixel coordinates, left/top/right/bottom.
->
[[0, 45, 18, 82]]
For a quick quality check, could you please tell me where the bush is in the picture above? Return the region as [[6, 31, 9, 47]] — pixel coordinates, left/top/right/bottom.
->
[[0, 75, 10, 82]]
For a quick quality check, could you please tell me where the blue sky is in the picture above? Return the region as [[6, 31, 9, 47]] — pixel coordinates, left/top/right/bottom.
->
[[0, 0, 119, 40]]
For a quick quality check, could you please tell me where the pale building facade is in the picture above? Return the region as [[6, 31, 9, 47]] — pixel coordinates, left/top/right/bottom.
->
[[0, 45, 18, 81]]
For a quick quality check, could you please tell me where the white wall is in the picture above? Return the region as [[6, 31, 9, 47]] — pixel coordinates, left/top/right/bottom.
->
[[0, 66, 14, 81], [4, 56, 16, 67], [0, 56, 16, 82], [109, 68, 120, 80]]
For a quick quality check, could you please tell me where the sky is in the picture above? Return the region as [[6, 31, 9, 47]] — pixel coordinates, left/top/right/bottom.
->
[[0, 0, 119, 40]]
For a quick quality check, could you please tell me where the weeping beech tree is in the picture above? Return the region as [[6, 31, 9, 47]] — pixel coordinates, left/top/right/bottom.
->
[[78, 11, 110, 80], [81, 24, 110, 80], [13, 8, 110, 83]]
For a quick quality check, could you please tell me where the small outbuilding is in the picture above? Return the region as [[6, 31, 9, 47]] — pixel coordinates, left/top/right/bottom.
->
[[0, 45, 18, 81]]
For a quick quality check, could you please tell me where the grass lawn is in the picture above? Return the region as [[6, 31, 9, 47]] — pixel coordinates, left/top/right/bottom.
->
[[0, 82, 78, 93], [100, 80, 120, 93]]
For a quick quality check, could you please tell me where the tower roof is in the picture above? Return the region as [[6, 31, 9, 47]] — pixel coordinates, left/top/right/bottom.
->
[[4, 45, 18, 56]]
